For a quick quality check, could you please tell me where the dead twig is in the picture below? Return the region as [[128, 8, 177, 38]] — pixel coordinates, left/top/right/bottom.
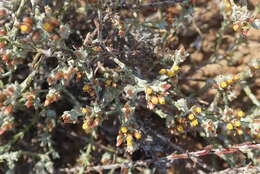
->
[[111, 0, 186, 10], [59, 142, 260, 173]]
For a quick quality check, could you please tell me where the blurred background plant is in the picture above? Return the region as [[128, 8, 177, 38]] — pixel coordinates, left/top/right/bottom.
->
[[0, 0, 259, 173]]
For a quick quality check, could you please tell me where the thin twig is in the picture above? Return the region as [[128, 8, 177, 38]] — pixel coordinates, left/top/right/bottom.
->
[[62, 88, 81, 107], [111, 0, 186, 10], [179, 77, 208, 81], [59, 142, 260, 173], [20, 52, 42, 92], [15, 0, 29, 17], [0, 71, 11, 79], [243, 85, 260, 107]]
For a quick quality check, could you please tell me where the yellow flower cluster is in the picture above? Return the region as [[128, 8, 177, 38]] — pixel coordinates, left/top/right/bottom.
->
[[219, 74, 240, 89], [188, 113, 195, 120], [159, 65, 180, 77], [83, 84, 91, 92], [236, 110, 245, 118], [226, 120, 243, 135], [134, 131, 142, 140], [81, 107, 91, 114], [226, 123, 233, 130], [146, 87, 153, 95], [175, 106, 202, 133], [189, 106, 202, 127], [116, 126, 142, 148], [82, 120, 91, 133], [42, 17, 60, 33], [226, 109, 245, 135], [176, 125, 184, 132], [104, 79, 117, 87], [126, 134, 133, 146], [120, 126, 128, 133], [224, 0, 232, 12], [20, 17, 34, 33], [193, 106, 202, 113], [82, 117, 100, 133], [82, 84, 96, 97], [82, 121, 90, 131], [145, 87, 166, 105]]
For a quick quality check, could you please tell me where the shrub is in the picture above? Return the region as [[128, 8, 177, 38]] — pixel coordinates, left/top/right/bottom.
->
[[0, 0, 259, 173]]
